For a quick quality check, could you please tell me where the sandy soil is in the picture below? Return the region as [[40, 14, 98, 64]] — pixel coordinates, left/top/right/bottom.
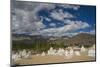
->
[[15, 55, 95, 65]]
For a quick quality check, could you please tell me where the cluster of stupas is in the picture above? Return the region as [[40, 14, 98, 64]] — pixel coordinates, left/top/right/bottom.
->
[[12, 49, 31, 62], [47, 47, 81, 57], [12, 44, 95, 62]]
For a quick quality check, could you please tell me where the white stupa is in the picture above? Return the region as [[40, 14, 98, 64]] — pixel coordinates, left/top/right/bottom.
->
[[92, 44, 96, 49], [21, 49, 27, 57], [12, 54, 17, 62], [69, 48, 74, 56], [41, 51, 46, 56], [74, 51, 81, 56], [61, 48, 65, 56], [53, 49, 57, 55], [47, 47, 53, 55], [65, 50, 69, 56], [88, 44, 95, 57], [57, 48, 65, 56], [47, 47, 56, 55], [81, 46, 86, 52], [65, 49, 73, 59], [24, 51, 31, 58], [88, 49, 95, 57], [12, 53, 21, 62]]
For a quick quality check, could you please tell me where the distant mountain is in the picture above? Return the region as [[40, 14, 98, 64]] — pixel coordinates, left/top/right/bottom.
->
[[61, 36, 70, 39], [12, 33, 70, 40], [12, 33, 96, 51], [12, 33, 95, 46], [66, 33, 96, 47], [12, 34, 45, 40]]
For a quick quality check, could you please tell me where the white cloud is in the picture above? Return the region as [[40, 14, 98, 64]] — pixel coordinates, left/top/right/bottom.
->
[[31, 3, 56, 20], [34, 18, 46, 30], [50, 9, 74, 21], [12, 9, 46, 34], [64, 19, 90, 29], [11, 2, 57, 33], [12, 2, 88, 37], [59, 32, 78, 37], [12, 9, 33, 33], [39, 20, 90, 36], [64, 19, 74, 24], [44, 17, 51, 21], [58, 4, 80, 10], [77, 29, 95, 35], [49, 23, 56, 27], [90, 29, 95, 34]]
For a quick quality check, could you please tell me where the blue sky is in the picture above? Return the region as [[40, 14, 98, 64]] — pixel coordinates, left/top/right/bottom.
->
[[11, 1, 96, 37]]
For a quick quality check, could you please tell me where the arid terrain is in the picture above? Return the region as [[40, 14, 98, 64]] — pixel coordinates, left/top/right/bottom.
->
[[15, 54, 95, 65]]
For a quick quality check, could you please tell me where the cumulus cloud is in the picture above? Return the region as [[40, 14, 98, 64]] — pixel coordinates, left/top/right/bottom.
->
[[44, 17, 51, 21], [12, 2, 55, 33], [14, 1, 56, 19], [39, 20, 90, 36], [49, 23, 56, 27], [58, 4, 80, 10], [11, 8, 46, 33], [64, 19, 90, 29], [34, 18, 46, 30], [30, 3, 56, 20], [50, 9, 74, 21], [11, 1, 92, 37]]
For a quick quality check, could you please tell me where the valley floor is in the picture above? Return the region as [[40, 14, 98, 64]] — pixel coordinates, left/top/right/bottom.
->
[[15, 55, 95, 65]]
